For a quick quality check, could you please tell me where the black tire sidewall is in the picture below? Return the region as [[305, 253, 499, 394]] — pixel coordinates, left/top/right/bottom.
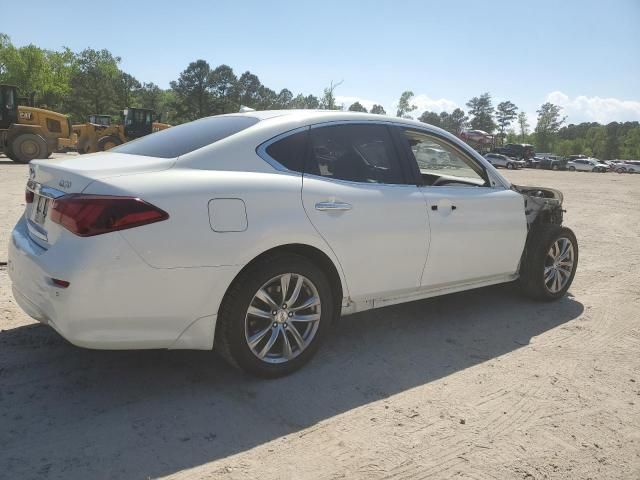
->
[[218, 254, 334, 377], [12, 134, 47, 163], [521, 226, 579, 301], [97, 136, 121, 151]]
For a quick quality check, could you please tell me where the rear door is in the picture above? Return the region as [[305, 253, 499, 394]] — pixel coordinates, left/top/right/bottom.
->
[[301, 123, 430, 299], [395, 127, 527, 288]]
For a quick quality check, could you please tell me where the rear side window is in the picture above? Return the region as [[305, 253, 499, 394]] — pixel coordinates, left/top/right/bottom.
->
[[265, 130, 308, 173], [307, 124, 404, 184], [111, 116, 259, 158]]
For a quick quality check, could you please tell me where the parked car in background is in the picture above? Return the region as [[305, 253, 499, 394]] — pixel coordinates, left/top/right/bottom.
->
[[538, 155, 568, 171], [484, 153, 525, 169], [612, 160, 640, 173], [7, 110, 579, 377], [460, 129, 494, 145], [495, 143, 535, 161], [620, 160, 640, 173], [525, 157, 541, 168], [567, 158, 608, 172]]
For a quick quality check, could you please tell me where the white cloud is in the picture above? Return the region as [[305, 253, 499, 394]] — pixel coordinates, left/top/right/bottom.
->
[[411, 94, 459, 116], [545, 91, 640, 124]]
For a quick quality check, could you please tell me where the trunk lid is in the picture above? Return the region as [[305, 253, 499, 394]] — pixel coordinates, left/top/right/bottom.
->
[[25, 152, 175, 248], [30, 152, 176, 194]]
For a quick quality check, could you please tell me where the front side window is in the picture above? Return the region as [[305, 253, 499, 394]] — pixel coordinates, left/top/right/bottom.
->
[[46, 118, 62, 133], [400, 128, 487, 186], [307, 124, 404, 184]]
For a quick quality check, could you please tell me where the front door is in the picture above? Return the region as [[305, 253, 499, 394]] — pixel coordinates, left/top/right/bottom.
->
[[0, 85, 18, 130], [395, 127, 528, 288], [301, 123, 430, 300]]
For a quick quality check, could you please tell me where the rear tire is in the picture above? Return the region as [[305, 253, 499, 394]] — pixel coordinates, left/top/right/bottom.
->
[[10, 134, 48, 163], [519, 225, 578, 301], [215, 253, 334, 378], [507, 163, 514, 169], [97, 135, 121, 151], [552, 164, 559, 171]]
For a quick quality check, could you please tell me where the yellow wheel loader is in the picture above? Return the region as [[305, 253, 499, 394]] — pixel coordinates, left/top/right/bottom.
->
[[73, 108, 170, 154], [0, 84, 77, 163]]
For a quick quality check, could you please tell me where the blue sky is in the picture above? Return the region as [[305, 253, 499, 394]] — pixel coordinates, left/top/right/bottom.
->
[[5, 0, 640, 125]]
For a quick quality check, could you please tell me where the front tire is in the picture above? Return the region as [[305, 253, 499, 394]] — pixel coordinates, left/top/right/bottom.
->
[[215, 253, 334, 377], [507, 162, 514, 169], [519, 225, 578, 301], [569, 166, 576, 171], [97, 135, 121, 151], [10, 133, 48, 163]]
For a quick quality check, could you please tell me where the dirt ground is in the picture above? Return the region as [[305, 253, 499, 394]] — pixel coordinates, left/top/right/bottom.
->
[[1, 154, 639, 480]]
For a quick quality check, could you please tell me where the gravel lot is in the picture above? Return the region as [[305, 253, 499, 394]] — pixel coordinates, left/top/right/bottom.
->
[[1, 154, 639, 479]]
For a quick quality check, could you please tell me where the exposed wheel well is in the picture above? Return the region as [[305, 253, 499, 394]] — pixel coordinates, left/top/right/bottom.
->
[[218, 243, 344, 322]]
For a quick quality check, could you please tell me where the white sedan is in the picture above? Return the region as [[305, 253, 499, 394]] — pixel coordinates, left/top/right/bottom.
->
[[8, 111, 579, 377]]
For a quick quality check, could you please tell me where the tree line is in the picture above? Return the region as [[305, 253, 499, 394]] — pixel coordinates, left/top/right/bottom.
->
[[1, 33, 638, 159]]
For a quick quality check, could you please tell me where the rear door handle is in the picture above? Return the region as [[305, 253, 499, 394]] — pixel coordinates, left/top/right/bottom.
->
[[315, 201, 352, 211]]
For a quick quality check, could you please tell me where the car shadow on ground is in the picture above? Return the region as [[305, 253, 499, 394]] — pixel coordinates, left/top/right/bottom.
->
[[0, 283, 583, 479]]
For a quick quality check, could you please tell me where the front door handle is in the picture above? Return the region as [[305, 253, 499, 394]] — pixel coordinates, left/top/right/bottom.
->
[[315, 201, 352, 211]]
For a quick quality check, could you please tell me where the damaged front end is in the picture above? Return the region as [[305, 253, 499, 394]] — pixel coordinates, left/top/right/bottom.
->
[[514, 185, 564, 227]]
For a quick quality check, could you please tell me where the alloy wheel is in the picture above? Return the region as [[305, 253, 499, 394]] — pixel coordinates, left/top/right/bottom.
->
[[544, 238, 575, 293], [244, 273, 322, 364]]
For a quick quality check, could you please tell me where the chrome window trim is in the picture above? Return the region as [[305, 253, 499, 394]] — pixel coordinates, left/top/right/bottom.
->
[[255, 126, 309, 176]]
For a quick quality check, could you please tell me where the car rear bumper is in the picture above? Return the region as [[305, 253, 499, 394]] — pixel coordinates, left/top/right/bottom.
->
[[8, 216, 241, 350]]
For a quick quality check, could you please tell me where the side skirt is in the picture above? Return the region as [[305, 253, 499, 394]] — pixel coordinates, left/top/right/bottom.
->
[[341, 273, 519, 316]]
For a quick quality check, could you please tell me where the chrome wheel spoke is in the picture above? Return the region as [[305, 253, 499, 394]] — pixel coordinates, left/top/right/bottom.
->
[[247, 305, 273, 320], [292, 313, 321, 323], [255, 288, 279, 310], [286, 275, 304, 307], [289, 295, 320, 312], [258, 327, 280, 359], [287, 323, 305, 349], [248, 326, 272, 348], [280, 273, 291, 304], [282, 329, 293, 359], [544, 266, 554, 282]]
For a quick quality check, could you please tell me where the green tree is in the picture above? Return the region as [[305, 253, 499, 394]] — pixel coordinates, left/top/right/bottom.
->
[[396, 90, 417, 118], [535, 102, 566, 152], [209, 64, 237, 113], [348, 101, 367, 112], [320, 79, 343, 110], [517, 112, 530, 142], [275, 88, 293, 109], [170, 59, 214, 121], [117, 71, 141, 108], [418, 110, 441, 126], [370, 104, 386, 115], [466, 93, 496, 133], [67, 48, 121, 120], [443, 108, 468, 134], [495, 101, 518, 144]]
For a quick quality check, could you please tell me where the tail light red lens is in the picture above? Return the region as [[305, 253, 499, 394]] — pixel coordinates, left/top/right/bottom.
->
[[25, 189, 34, 204], [50, 195, 169, 237]]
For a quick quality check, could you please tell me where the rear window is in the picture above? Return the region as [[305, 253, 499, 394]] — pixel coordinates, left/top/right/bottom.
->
[[111, 115, 259, 158]]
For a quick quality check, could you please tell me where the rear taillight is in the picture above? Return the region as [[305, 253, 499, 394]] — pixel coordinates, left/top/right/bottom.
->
[[26, 189, 34, 203], [50, 195, 169, 237]]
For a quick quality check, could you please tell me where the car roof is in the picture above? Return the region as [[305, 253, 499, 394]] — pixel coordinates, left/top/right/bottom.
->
[[225, 109, 438, 129]]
